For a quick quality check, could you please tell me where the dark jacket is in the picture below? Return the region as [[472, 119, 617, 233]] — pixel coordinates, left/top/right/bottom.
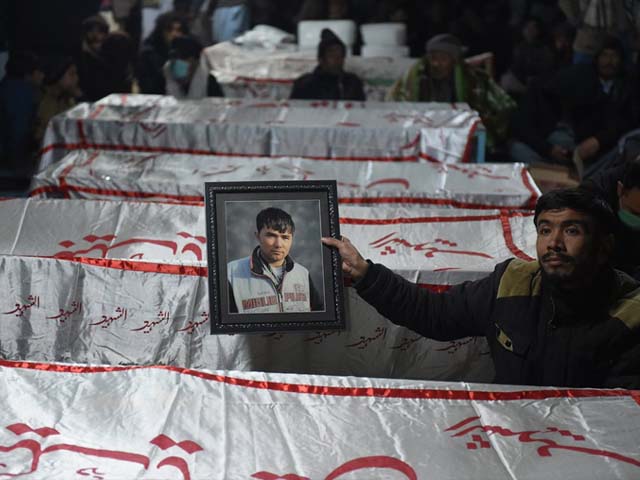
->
[[582, 165, 640, 280], [137, 39, 169, 94], [513, 63, 635, 157], [290, 66, 366, 101], [356, 258, 640, 389]]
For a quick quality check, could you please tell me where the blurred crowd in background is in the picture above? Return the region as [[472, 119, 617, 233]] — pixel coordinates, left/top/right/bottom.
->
[[1, 0, 640, 184]]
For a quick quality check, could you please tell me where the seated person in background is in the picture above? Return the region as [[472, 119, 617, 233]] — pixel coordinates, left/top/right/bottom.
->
[[34, 57, 81, 156], [510, 35, 635, 167], [323, 188, 640, 389], [137, 12, 188, 94], [99, 31, 135, 98], [0, 51, 43, 179], [388, 33, 516, 152], [163, 35, 223, 99], [290, 28, 365, 101], [77, 14, 109, 102], [228, 207, 323, 314], [582, 156, 640, 279], [500, 16, 555, 99]]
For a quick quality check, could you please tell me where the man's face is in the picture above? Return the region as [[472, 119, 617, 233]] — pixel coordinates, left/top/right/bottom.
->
[[256, 226, 293, 267], [536, 208, 607, 287], [596, 48, 622, 80], [164, 22, 184, 46], [426, 51, 456, 81], [618, 183, 640, 216], [320, 44, 345, 75], [85, 27, 107, 53], [59, 64, 80, 96]]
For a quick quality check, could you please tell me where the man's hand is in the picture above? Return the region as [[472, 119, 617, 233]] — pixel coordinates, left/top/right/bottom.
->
[[575, 137, 600, 161], [321, 236, 369, 282]]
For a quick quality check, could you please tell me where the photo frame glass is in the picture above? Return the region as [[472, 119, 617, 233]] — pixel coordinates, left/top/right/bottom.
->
[[205, 180, 345, 334]]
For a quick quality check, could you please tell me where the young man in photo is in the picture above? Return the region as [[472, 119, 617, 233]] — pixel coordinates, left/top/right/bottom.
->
[[228, 207, 324, 314]]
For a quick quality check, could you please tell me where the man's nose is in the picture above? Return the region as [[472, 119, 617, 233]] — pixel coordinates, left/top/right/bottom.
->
[[546, 230, 564, 250]]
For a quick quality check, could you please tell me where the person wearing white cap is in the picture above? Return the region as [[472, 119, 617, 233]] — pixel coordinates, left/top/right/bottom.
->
[[388, 33, 516, 151]]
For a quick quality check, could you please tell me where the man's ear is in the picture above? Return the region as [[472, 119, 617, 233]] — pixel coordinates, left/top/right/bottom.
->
[[254, 230, 260, 242]]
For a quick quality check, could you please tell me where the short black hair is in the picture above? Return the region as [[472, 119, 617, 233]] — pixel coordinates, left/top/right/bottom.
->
[[534, 188, 616, 234], [256, 207, 295, 235], [621, 156, 640, 190]]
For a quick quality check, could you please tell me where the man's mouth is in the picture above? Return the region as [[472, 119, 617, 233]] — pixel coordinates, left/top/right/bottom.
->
[[542, 253, 572, 266]]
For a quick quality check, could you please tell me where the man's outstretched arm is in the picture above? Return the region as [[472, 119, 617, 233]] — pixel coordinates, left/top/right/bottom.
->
[[322, 236, 499, 340]]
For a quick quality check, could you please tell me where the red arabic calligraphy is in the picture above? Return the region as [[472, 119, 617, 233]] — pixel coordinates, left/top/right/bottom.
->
[[54, 231, 206, 261], [390, 336, 422, 352], [177, 312, 210, 334], [0, 423, 203, 479], [369, 232, 493, 260], [192, 165, 242, 177], [46, 301, 82, 323], [338, 178, 411, 191], [131, 311, 170, 334], [2, 296, 40, 318], [76, 467, 105, 479], [433, 163, 511, 181], [434, 337, 476, 355], [445, 416, 640, 468], [303, 331, 341, 345], [345, 327, 387, 349], [252, 455, 416, 480], [90, 307, 128, 328]]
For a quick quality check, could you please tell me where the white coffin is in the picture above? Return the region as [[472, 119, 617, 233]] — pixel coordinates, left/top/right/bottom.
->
[[40, 98, 482, 171], [0, 360, 638, 479], [0, 199, 536, 375], [30, 150, 540, 210]]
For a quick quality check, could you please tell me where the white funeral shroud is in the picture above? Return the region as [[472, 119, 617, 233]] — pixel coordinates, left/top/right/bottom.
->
[[39, 97, 482, 170], [0, 360, 638, 479], [30, 150, 540, 210], [0, 199, 536, 377], [202, 40, 416, 101]]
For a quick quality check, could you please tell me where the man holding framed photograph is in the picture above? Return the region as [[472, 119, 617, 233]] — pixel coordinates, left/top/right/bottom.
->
[[322, 188, 640, 389], [228, 207, 323, 314]]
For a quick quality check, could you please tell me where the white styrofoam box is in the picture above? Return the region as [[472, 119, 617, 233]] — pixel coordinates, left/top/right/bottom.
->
[[361, 45, 410, 58], [297, 20, 357, 49], [361, 23, 407, 46]]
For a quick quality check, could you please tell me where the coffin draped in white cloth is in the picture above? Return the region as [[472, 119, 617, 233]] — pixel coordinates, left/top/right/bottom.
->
[[0, 360, 638, 479], [0, 199, 536, 377], [39, 98, 483, 170], [202, 40, 416, 101], [30, 150, 540, 210]]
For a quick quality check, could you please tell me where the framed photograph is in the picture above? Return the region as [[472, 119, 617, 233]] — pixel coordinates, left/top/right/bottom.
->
[[205, 180, 345, 334]]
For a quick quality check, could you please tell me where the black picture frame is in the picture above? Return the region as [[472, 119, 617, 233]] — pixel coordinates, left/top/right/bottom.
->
[[205, 180, 345, 334]]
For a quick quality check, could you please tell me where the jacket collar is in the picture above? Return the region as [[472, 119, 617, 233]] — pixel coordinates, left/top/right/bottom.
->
[[249, 246, 294, 276]]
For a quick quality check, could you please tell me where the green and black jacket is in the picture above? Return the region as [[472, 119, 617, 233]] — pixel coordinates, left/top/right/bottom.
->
[[357, 259, 640, 389]]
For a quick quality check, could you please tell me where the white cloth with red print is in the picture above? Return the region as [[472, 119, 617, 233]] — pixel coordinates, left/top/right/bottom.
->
[[30, 150, 539, 210], [39, 97, 483, 170], [0, 359, 638, 479], [0, 199, 537, 377]]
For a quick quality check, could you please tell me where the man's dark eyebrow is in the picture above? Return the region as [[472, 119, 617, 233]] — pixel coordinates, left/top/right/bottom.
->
[[536, 219, 591, 230]]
